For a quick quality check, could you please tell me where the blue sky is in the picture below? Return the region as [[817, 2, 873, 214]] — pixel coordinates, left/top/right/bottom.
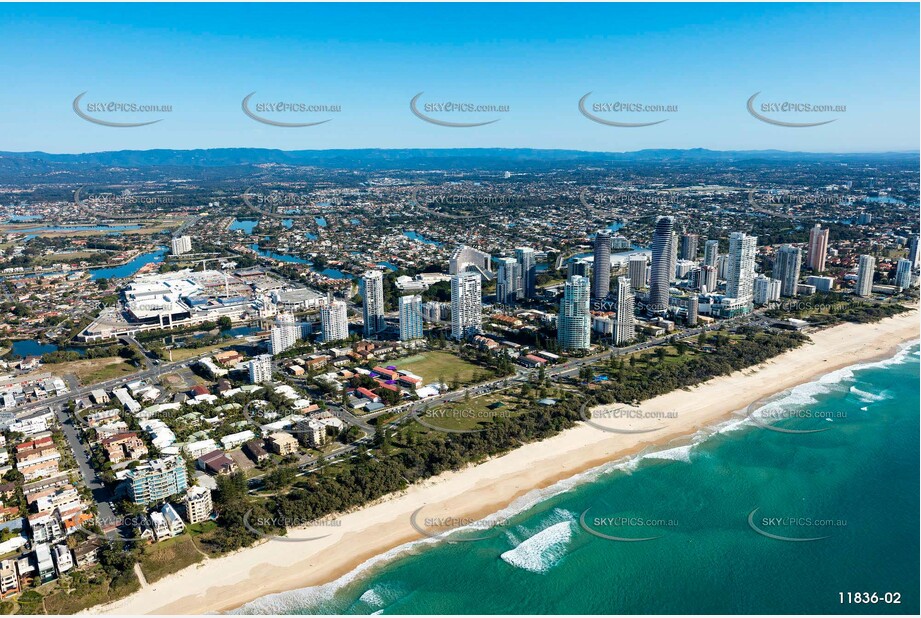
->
[[0, 2, 917, 153]]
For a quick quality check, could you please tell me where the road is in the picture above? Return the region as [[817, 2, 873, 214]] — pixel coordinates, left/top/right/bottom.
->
[[51, 403, 122, 538]]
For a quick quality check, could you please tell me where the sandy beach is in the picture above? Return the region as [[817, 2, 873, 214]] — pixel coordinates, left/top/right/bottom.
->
[[91, 311, 919, 615]]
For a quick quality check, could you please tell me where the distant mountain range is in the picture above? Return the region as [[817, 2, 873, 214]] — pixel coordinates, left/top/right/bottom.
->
[[1, 148, 917, 171]]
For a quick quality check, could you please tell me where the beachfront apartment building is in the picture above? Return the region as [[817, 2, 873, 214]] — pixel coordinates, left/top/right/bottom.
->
[[180, 486, 213, 524], [124, 456, 189, 505], [774, 245, 802, 297], [558, 275, 591, 351], [727, 232, 757, 307], [855, 255, 876, 297]]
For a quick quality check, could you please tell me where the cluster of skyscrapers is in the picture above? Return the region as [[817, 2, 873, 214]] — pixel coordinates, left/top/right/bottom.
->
[[270, 224, 916, 360]]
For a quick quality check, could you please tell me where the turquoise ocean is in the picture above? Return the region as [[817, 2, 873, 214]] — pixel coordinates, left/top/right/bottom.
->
[[237, 342, 920, 615]]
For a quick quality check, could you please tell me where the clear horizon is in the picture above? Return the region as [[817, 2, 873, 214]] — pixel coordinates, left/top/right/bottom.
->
[[3, 146, 921, 156], [0, 2, 918, 153]]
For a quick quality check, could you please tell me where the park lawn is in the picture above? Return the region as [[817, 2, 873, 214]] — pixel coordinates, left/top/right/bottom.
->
[[166, 342, 232, 362], [53, 356, 137, 385], [395, 351, 490, 386], [412, 392, 525, 433], [33, 251, 97, 265], [138, 534, 205, 583]]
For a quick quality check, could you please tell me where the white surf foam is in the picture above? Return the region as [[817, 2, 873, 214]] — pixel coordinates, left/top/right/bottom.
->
[[499, 520, 573, 573], [359, 588, 384, 607], [642, 444, 693, 463], [234, 341, 920, 613], [848, 386, 889, 403]]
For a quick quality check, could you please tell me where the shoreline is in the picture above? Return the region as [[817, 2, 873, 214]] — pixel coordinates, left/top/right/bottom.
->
[[90, 311, 920, 615]]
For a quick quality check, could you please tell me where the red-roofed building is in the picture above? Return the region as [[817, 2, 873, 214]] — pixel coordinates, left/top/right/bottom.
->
[[355, 387, 381, 403], [197, 450, 238, 476], [397, 375, 423, 390], [372, 366, 399, 380], [15, 436, 54, 454], [519, 354, 548, 368], [374, 379, 400, 393], [189, 385, 210, 398]]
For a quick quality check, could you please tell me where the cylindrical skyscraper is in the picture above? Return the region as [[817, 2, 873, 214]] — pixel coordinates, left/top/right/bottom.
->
[[648, 216, 675, 314]]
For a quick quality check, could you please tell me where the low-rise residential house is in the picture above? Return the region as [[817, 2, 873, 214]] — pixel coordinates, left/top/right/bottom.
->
[[101, 432, 148, 463], [14, 557, 34, 588], [182, 439, 219, 460], [0, 536, 27, 559], [34, 543, 55, 583], [0, 559, 19, 596], [197, 450, 238, 476], [139, 419, 176, 450], [57, 506, 92, 535], [242, 439, 270, 463], [72, 538, 102, 569], [9, 409, 54, 435], [220, 430, 255, 450], [52, 543, 73, 575], [94, 421, 131, 439], [0, 483, 15, 501], [148, 511, 171, 542], [15, 444, 61, 469], [161, 503, 185, 537], [112, 388, 141, 414], [86, 409, 120, 427], [26, 484, 81, 514], [213, 350, 244, 366], [19, 459, 60, 483]]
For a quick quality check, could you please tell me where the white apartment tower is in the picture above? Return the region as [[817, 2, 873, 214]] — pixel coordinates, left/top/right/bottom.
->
[[894, 258, 913, 289], [727, 232, 757, 306], [269, 312, 301, 355], [450, 271, 482, 340], [170, 235, 192, 256], [558, 275, 591, 351], [855, 255, 875, 297], [249, 354, 273, 383], [753, 275, 781, 305], [614, 277, 635, 345], [399, 295, 424, 341], [320, 300, 349, 343], [360, 270, 386, 337]]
